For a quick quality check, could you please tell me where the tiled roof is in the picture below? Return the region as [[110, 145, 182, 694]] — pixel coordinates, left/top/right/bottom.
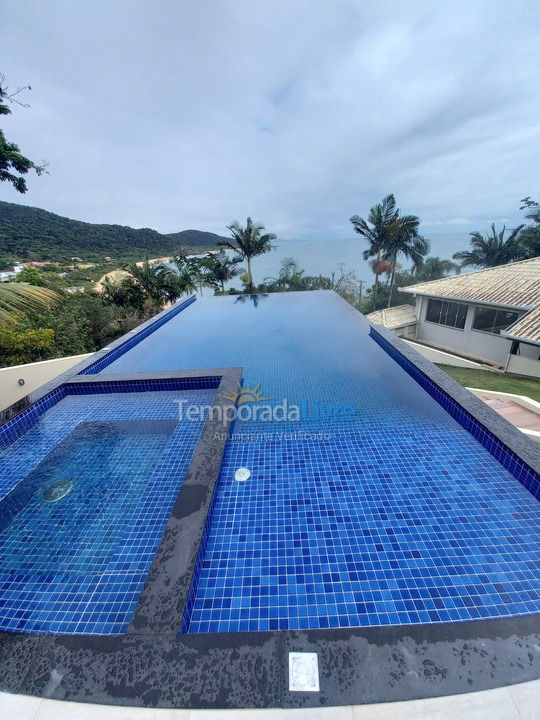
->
[[400, 257, 540, 310], [503, 306, 540, 345], [366, 304, 417, 329]]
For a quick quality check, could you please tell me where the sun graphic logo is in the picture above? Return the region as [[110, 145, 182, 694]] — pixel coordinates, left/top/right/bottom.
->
[[220, 380, 270, 406]]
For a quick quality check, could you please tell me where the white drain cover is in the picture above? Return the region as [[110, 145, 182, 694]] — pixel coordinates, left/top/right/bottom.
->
[[289, 652, 319, 692], [234, 467, 251, 482]]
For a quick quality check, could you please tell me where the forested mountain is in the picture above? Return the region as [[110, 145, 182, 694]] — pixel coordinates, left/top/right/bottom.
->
[[0, 201, 226, 262]]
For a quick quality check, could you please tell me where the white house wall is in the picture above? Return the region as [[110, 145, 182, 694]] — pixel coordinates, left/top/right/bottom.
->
[[415, 296, 514, 366]]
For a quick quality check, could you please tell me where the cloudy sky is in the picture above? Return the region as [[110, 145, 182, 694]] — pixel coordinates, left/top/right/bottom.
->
[[2, 0, 539, 240]]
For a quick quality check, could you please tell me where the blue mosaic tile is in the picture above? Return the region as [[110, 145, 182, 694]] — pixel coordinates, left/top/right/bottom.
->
[[0, 387, 213, 634], [369, 328, 540, 500], [80, 296, 196, 375], [185, 427, 540, 633]]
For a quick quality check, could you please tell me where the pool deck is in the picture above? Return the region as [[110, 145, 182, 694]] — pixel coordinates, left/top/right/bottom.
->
[[2, 677, 540, 719], [477, 394, 540, 432]]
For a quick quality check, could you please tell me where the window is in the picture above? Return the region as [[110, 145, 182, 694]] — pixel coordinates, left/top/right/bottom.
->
[[425, 299, 467, 329], [472, 307, 519, 335]]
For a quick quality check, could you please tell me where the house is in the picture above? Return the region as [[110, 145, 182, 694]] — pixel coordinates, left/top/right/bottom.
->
[[364, 304, 417, 338], [367, 257, 540, 378]]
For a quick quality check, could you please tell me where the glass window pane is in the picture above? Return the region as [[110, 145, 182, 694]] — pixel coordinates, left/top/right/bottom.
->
[[426, 299, 442, 323], [473, 307, 496, 332], [455, 304, 467, 329], [492, 310, 519, 334], [445, 302, 458, 327]]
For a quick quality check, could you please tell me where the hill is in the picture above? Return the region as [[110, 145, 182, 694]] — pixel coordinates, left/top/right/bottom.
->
[[0, 201, 227, 263]]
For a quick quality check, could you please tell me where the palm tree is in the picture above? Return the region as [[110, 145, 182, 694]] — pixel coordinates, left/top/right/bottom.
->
[[169, 253, 200, 296], [415, 256, 459, 282], [199, 251, 241, 293], [124, 256, 168, 305], [0, 283, 60, 324], [452, 224, 525, 269], [218, 217, 276, 292], [384, 214, 430, 307], [350, 194, 398, 286], [518, 197, 540, 259], [101, 276, 145, 312]]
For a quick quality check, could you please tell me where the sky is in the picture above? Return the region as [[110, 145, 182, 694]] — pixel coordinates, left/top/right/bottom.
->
[[2, 0, 540, 241]]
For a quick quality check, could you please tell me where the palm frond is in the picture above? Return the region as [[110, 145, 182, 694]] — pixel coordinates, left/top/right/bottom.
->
[[0, 282, 60, 324]]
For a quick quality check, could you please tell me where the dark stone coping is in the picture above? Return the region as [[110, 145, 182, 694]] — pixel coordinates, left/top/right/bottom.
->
[[0, 293, 539, 709]]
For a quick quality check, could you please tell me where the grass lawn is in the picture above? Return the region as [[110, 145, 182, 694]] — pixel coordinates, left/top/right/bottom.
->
[[436, 364, 540, 403]]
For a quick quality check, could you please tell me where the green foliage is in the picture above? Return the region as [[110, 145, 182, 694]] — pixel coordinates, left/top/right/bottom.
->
[[518, 196, 540, 258], [0, 322, 54, 365], [218, 217, 276, 292], [453, 224, 526, 269], [350, 194, 429, 307], [14, 266, 44, 285], [0, 282, 60, 324], [0, 201, 227, 263], [0, 75, 46, 193], [438, 364, 540, 403], [198, 251, 241, 292]]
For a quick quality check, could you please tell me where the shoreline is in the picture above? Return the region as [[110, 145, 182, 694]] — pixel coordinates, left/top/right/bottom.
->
[[93, 248, 224, 292]]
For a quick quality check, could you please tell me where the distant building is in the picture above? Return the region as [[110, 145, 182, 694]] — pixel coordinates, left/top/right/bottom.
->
[[0, 263, 24, 282], [367, 257, 540, 378]]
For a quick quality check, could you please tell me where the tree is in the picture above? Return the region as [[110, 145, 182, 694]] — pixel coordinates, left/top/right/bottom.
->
[[0, 282, 59, 324], [383, 214, 430, 307], [350, 194, 398, 286], [453, 224, 525, 269], [369, 258, 392, 283], [199, 250, 241, 293], [101, 276, 146, 312], [414, 256, 459, 282], [169, 253, 199, 296], [0, 75, 46, 193], [218, 217, 276, 292], [123, 256, 173, 308], [518, 196, 540, 259]]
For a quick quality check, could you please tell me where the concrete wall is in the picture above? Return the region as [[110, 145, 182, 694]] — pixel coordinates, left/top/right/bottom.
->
[[403, 340, 494, 369], [507, 354, 540, 379], [0, 354, 91, 411], [395, 323, 416, 339], [415, 296, 514, 366]]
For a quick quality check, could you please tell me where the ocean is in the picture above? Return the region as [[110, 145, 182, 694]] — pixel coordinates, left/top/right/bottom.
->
[[211, 231, 470, 292]]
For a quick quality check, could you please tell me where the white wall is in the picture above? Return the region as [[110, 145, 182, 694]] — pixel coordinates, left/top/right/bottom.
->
[[403, 340, 494, 369], [0, 354, 91, 411], [507, 354, 540, 379], [415, 296, 514, 366], [395, 323, 416, 339]]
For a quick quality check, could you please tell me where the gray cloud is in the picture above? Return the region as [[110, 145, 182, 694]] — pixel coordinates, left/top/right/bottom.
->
[[2, 0, 539, 240]]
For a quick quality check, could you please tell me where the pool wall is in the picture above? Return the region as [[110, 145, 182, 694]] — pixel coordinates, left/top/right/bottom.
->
[[0, 293, 539, 708], [370, 326, 540, 499]]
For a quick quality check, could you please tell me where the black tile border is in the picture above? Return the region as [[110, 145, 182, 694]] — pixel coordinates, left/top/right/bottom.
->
[[0, 292, 539, 709]]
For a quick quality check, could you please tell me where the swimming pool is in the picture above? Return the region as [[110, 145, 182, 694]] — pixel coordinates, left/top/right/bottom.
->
[[0, 290, 539, 708], [95, 292, 540, 633]]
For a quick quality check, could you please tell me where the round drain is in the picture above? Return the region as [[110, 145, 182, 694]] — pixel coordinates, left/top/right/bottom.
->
[[43, 478, 73, 504], [234, 467, 251, 482]]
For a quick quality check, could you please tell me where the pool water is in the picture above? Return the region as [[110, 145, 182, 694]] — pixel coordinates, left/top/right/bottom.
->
[[0, 419, 176, 574], [0, 389, 213, 634], [101, 292, 540, 633]]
